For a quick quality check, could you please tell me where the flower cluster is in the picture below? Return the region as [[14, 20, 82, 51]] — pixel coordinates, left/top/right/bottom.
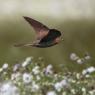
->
[[70, 52, 91, 64], [0, 56, 95, 95]]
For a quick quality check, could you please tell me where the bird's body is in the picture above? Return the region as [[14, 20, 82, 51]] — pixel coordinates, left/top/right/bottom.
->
[[14, 17, 62, 48]]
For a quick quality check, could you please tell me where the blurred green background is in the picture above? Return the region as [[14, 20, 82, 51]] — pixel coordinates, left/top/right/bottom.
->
[[0, 0, 95, 72]]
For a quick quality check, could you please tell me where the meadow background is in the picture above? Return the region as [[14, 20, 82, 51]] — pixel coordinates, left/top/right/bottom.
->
[[0, 0, 95, 72]]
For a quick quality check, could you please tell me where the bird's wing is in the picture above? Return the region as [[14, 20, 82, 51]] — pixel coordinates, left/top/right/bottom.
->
[[23, 16, 49, 40]]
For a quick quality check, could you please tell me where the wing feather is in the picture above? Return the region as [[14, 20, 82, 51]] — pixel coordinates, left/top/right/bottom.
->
[[23, 16, 49, 40]]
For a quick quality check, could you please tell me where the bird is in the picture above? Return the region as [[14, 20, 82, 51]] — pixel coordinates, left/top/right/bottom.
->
[[14, 16, 62, 48]]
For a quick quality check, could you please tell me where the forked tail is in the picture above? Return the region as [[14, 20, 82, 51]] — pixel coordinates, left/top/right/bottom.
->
[[14, 43, 34, 47]]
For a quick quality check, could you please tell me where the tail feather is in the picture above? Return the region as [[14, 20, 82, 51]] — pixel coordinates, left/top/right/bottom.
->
[[14, 43, 34, 47]]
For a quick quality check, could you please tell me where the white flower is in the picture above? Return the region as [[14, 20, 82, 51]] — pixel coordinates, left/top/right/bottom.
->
[[33, 66, 40, 70], [26, 57, 32, 62], [60, 79, 69, 87], [76, 58, 84, 64], [36, 75, 41, 80], [44, 64, 53, 75], [22, 73, 32, 84], [31, 82, 40, 92], [71, 89, 76, 94], [82, 70, 87, 75], [62, 92, 67, 95], [2, 63, 8, 69], [84, 52, 91, 60], [82, 67, 95, 75], [89, 90, 95, 95], [85, 55, 91, 60], [13, 64, 20, 72], [22, 57, 32, 67], [22, 62, 27, 67], [87, 67, 95, 73], [54, 82, 63, 92], [76, 73, 80, 79], [46, 64, 53, 70], [0, 68, 3, 72], [85, 74, 90, 78], [82, 87, 86, 95], [32, 66, 40, 75], [0, 81, 20, 95], [82, 87, 86, 92], [46, 91, 57, 95], [11, 72, 21, 81], [70, 53, 79, 61], [54, 79, 69, 92]]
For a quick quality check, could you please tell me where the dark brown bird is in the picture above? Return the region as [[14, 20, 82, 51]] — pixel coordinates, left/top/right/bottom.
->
[[15, 16, 62, 48]]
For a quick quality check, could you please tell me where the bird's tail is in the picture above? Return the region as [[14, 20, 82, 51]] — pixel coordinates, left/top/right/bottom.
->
[[14, 43, 34, 47]]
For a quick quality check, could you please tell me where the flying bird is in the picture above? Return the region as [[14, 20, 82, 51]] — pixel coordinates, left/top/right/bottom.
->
[[14, 17, 62, 48]]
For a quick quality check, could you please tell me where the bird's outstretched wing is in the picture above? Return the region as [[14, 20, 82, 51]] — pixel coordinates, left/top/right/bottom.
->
[[23, 16, 49, 40]]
